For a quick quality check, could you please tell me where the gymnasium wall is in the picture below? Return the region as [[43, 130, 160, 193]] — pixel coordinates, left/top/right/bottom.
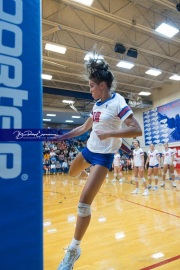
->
[[125, 82, 180, 153]]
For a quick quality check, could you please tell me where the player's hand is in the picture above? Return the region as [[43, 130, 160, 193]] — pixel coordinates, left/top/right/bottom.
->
[[95, 130, 109, 140]]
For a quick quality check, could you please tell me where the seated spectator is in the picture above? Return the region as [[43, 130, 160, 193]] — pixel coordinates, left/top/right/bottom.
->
[[50, 162, 56, 174], [50, 155, 57, 163], [62, 159, 69, 174], [50, 149, 56, 158], [44, 151, 50, 160], [69, 149, 74, 160], [58, 151, 65, 163], [43, 159, 50, 175], [56, 160, 62, 174]]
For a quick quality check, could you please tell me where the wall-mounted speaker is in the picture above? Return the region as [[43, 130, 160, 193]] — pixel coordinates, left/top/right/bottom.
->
[[127, 48, 138, 58], [114, 43, 126, 54]]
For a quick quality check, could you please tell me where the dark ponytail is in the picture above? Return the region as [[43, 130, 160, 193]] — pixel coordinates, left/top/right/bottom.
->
[[85, 58, 114, 89]]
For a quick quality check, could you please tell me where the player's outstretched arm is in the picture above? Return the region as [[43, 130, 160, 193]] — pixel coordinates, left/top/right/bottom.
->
[[53, 117, 93, 141]]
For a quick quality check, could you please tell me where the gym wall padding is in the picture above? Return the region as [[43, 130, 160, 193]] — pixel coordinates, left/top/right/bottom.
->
[[0, 1, 43, 269]]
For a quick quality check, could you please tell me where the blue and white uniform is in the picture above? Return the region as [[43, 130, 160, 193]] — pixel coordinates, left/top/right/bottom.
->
[[162, 148, 175, 165], [147, 150, 159, 167], [113, 153, 121, 167], [133, 148, 144, 167], [87, 93, 133, 153]]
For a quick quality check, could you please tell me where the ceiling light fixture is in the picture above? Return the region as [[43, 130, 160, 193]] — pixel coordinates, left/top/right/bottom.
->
[[72, 116, 81, 118], [145, 69, 162, 76], [65, 120, 74, 123], [46, 114, 56, 117], [169, 74, 180, 81], [41, 74, 52, 80], [138, 91, 151, 96], [116, 60, 134, 69], [72, 0, 94, 6], [43, 119, 51, 121], [62, 100, 74, 104], [45, 43, 67, 54], [155, 23, 179, 38]]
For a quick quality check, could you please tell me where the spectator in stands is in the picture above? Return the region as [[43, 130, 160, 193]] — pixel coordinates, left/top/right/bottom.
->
[[43, 158, 50, 175], [69, 149, 74, 160], [56, 160, 62, 174], [62, 159, 69, 174], [50, 149, 56, 158], [50, 161, 56, 175], [44, 151, 50, 161], [58, 151, 65, 163]]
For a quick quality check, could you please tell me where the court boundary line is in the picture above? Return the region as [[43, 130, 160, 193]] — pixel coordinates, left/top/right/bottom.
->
[[139, 255, 180, 270], [107, 193, 180, 218]]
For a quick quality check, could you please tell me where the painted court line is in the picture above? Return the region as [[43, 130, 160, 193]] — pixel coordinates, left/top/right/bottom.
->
[[139, 255, 180, 270], [125, 199, 180, 218], [72, 182, 180, 219]]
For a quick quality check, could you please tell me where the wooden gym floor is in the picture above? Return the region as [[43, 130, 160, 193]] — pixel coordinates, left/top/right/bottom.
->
[[44, 169, 180, 270]]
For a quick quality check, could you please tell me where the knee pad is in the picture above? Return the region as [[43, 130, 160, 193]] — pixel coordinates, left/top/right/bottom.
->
[[148, 176, 151, 180], [154, 176, 158, 179], [170, 173, 175, 176], [162, 173, 166, 176], [134, 177, 138, 182], [141, 177, 146, 182], [78, 202, 91, 217]]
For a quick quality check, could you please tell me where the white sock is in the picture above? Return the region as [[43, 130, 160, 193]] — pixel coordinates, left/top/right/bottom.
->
[[69, 238, 81, 250]]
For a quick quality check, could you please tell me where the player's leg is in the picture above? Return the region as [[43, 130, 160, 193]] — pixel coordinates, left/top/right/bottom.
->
[[75, 165, 109, 240], [169, 164, 176, 187], [116, 166, 123, 182], [153, 166, 159, 190], [147, 167, 153, 189], [57, 165, 108, 270], [139, 167, 149, 195], [69, 152, 91, 177], [131, 167, 140, 194], [161, 164, 168, 187], [112, 166, 118, 182]]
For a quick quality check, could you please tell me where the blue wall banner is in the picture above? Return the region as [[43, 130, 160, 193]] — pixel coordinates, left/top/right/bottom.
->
[[143, 99, 180, 146], [0, 1, 43, 269]]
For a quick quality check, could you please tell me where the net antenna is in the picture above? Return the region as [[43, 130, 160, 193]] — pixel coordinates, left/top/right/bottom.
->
[[69, 103, 89, 118]]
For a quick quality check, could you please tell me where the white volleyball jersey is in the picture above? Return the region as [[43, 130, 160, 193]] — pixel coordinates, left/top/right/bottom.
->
[[162, 148, 174, 165], [133, 147, 144, 167], [113, 153, 121, 166], [87, 93, 133, 153], [147, 150, 159, 166]]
